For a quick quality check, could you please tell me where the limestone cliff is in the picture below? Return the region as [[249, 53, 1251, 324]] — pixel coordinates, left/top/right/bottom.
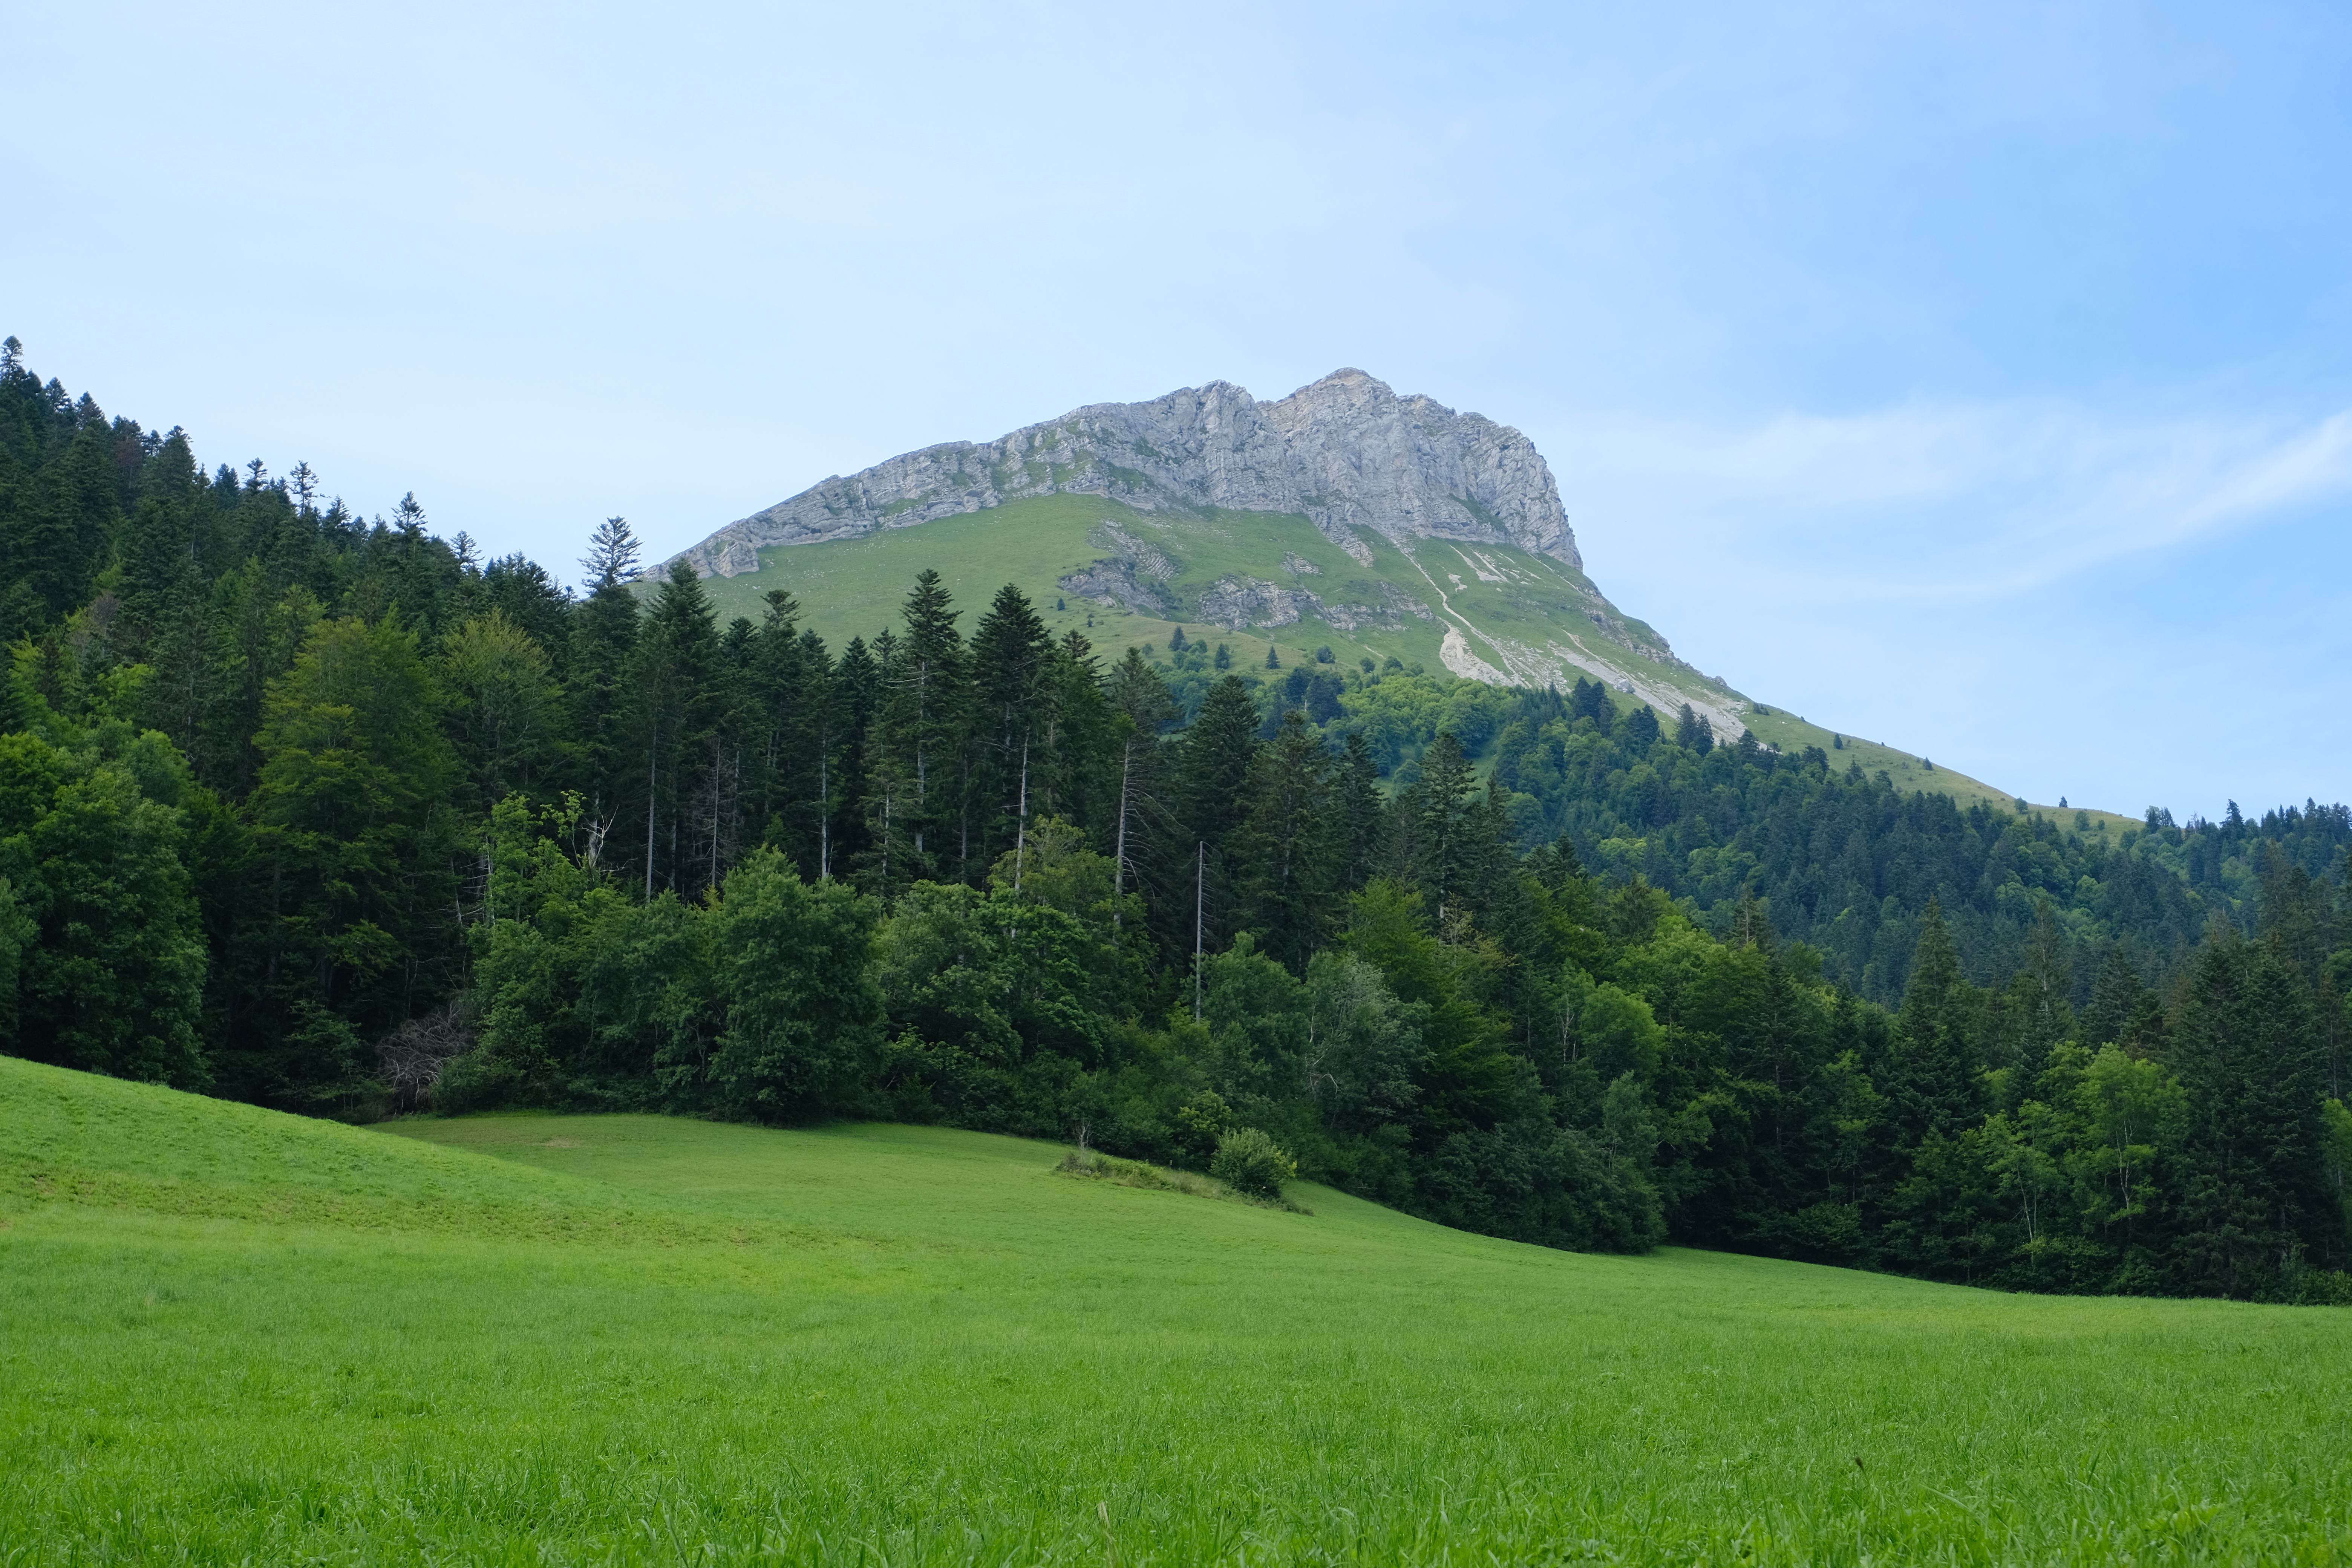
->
[[662, 369, 1579, 579]]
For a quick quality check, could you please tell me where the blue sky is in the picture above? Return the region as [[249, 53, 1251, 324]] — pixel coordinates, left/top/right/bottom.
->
[[8, 1, 2349, 817]]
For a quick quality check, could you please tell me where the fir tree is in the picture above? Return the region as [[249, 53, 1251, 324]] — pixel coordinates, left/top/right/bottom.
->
[[863, 573, 966, 890], [568, 524, 641, 855], [1240, 709, 1336, 971], [1172, 675, 1259, 955], [1104, 646, 1174, 916], [2163, 929, 2334, 1292], [1891, 898, 1979, 1144], [967, 583, 1056, 878], [626, 562, 721, 898]]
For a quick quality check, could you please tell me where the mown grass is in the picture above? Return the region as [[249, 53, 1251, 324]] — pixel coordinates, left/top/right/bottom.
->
[[3, 1055, 2347, 1564]]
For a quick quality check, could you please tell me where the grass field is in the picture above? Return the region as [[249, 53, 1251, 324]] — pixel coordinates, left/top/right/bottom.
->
[[6, 1055, 2346, 1564]]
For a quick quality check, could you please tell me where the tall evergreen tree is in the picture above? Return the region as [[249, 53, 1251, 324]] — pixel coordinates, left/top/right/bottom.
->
[[744, 591, 819, 874], [966, 583, 1056, 879], [1407, 731, 1483, 926], [1333, 731, 1384, 893], [1891, 898, 1978, 1144], [864, 571, 966, 890], [1171, 675, 1259, 959], [1240, 709, 1336, 972], [569, 520, 641, 866], [827, 635, 880, 879], [625, 562, 721, 898], [1104, 646, 1174, 917], [2163, 928, 2334, 1291]]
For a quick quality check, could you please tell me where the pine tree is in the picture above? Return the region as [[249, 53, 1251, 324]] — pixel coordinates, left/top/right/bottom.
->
[[113, 456, 211, 750], [0, 418, 115, 640], [1171, 676, 1259, 956], [1891, 898, 1979, 1144], [967, 583, 1056, 879], [1043, 628, 1110, 832], [863, 572, 967, 890], [2163, 929, 2333, 1293], [2257, 844, 2344, 1099], [479, 553, 574, 676], [743, 591, 816, 873], [1104, 646, 1174, 919], [1334, 731, 1384, 893], [569, 558, 639, 863], [2082, 946, 2159, 1054], [827, 635, 880, 878], [2021, 895, 2074, 1059], [1411, 731, 1483, 925], [1568, 675, 1611, 728], [1240, 709, 1336, 972], [626, 562, 721, 898]]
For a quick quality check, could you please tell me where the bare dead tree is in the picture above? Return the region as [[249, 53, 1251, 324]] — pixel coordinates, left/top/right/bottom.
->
[[379, 1001, 478, 1113]]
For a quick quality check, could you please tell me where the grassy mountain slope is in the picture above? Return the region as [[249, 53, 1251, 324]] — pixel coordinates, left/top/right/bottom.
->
[[688, 494, 2126, 824], [5, 1056, 2346, 1563], [694, 495, 1727, 720]]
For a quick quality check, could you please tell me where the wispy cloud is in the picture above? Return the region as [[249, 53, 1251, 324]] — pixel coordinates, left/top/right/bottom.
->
[[1559, 401, 2352, 603]]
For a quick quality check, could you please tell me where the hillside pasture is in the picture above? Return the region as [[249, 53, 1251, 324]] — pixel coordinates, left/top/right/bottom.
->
[[2, 1057, 2346, 1564]]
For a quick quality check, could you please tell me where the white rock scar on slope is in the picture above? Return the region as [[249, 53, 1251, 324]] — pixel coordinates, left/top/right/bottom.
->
[[1440, 626, 1510, 684]]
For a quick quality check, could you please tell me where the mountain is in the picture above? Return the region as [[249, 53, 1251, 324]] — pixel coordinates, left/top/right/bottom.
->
[[673, 368, 1579, 573], [660, 370, 2106, 820]]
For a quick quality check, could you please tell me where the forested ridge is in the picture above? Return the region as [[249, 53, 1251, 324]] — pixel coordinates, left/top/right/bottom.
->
[[5, 341, 2349, 1301]]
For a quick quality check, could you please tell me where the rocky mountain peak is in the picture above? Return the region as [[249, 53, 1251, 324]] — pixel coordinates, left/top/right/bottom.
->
[[662, 371, 1580, 579]]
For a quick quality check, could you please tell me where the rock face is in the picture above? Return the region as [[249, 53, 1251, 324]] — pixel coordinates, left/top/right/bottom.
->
[[664, 369, 1579, 579]]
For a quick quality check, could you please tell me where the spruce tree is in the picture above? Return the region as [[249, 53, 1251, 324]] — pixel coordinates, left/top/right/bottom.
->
[[2081, 946, 2149, 1052], [2163, 929, 2333, 1292], [1043, 628, 1111, 832], [1171, 675, 1259, 956], [570, 518, 641, 850], [1412, 731, 1482, 926], [744, 591, 816, 873], [827, 634, 880, 878], [1891, 898, 1979, 1144], [863, 572, 967, 890], [1240, 709, 1336, 971], [625, 562, 721, 898], [1334, 731, 1384, 893], [967, 583, 1055, 877], [1104, 646, 1174, 916]]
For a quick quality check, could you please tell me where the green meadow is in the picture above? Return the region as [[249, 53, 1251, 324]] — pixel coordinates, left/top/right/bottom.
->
[[4, 1055, 2347, 1565], [685, 495, 1703, 712]]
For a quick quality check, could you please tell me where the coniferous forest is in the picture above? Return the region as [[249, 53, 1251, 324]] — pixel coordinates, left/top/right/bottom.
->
[[5, 342, 2350, 1302]]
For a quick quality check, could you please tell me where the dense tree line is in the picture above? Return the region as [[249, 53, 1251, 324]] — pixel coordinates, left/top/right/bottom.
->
[[5, 342, 2348, 1300]]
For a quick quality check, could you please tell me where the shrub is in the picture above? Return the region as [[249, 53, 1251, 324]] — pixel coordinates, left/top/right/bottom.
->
[[1211, 1127, 1297, 1200], [1171, 1090, 1230, 1168]]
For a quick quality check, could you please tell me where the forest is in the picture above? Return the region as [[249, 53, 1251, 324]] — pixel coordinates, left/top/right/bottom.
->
[[4, 339, 2349, 1302]]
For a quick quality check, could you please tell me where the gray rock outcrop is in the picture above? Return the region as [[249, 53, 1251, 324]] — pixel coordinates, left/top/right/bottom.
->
[[662, 369, 1579, 579]]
